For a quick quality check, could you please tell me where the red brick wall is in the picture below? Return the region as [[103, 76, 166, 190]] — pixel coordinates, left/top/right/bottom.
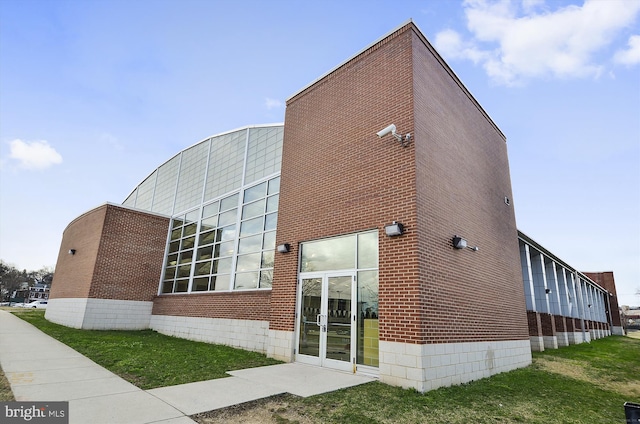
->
[[89, 205, 169, 301], [584, 271, 621, 326], [527, 311, 542, 337], [272, 22, 529, 344], [412, 29, 528, 343], [50, 206, 107, 299], [49, 204, 169, 302], [273, 25, 416, 334], [152, 291, 271, 319]]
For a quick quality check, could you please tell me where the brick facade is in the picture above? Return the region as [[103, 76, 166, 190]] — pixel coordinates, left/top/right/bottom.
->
[[49, 204, 169, 302], [273, 22, 529, 345]]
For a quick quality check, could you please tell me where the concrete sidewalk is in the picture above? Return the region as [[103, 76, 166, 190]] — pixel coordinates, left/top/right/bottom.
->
[[0, 310, 374, 424]]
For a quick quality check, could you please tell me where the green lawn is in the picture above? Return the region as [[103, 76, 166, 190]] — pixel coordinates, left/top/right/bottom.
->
[[3, 310, 639, 423], [8, 309, 281, 389]]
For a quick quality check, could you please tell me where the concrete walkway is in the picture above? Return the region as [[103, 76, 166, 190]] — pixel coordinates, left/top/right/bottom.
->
[[0, 310, 374, 424]]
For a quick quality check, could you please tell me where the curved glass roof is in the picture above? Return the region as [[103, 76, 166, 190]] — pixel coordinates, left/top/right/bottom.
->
[[122, 124, 284, 216]]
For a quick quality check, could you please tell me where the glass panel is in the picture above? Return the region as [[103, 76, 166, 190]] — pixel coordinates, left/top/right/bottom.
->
[[242, 199, 265, 220], [358, 232, 379, 269], [260, 270, 273, 288], [203, 201, 219, 218], [197, 246, 213, 261], [167, 253, 178, 266], [240, 216, 263, 236], [175, 279, 189, 292], [212, 274, 230, 291], [299, 278, 321, 357], [199, 230, 216, 246], [194, 261, 212, 275], [357, 270, 379, 366], [217, 210, 235, 227], [263, 231, 276, 250], [201, 216, 218, 232], [261, 250, 274, 268], [182, 236, 195, 250], [243, 182, 266, 203], [161, 281, 173, 294], [238, 234, 262, 254], [216, 225, 236, 242], [185, 209, 200, 222], [184, 223, 198, 236], [300, 235, 356, 272], [234, 272, 259, 289], [178, 265, 191, 278], [266, 194, 279, 213], [218, 240, 235, 257], [268, 177, 280, 195], [168, 241, 180, 253], [220, 193, 238, 211], [326, 276, 351, 362], [216, 257, 232, 274], [164, 266, 176, 279], [236, 253, 261, 272], [172, 218, 184, 228], [170, 228, 181, 240], [179, 250, 193, 264], [192, 277, 209, 291], [265, 213, 277, 231]]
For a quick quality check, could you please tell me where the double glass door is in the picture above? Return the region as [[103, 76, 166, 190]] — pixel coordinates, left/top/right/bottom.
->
[[297, 272, 355, 372]]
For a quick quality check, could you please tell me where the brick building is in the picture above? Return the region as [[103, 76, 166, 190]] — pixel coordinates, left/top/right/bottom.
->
[[47, 21, 617, 392]]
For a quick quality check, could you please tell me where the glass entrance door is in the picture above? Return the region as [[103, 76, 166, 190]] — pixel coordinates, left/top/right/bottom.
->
[[297, 273, 355, 372]]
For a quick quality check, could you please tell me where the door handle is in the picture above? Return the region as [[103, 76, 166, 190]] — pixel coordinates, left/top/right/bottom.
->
[[316, 314, 322, 327]]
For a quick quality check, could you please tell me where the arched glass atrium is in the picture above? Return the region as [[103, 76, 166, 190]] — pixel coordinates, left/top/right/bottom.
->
[[122, 124, 284, 294]]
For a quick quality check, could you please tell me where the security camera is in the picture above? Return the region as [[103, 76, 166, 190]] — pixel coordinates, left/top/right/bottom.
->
[[376, 124, 397, 138]]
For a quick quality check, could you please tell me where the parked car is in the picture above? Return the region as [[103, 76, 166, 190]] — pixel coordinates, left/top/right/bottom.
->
[[22, 301, 48, 309]]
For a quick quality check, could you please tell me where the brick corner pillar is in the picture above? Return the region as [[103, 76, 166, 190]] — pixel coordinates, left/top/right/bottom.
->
[[527, 311, 544, 352]]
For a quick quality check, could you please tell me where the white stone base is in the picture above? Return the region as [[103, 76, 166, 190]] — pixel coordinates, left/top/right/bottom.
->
[[567, 332, 583, 345], [45, 298, 152, 330], [379, 339, 532, 392], [543, 336, 558, 350], [530, 336, 545, 352], [266, 329, 294, 362], [149, 314, 269, 354], [612, 326, 624, 336], [584, 331, 592, 343], [556, 332, 570, 347]]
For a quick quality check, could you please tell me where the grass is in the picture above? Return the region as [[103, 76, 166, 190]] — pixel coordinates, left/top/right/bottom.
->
[[6, 309, 281, 390], [2, 309, 639, 423]]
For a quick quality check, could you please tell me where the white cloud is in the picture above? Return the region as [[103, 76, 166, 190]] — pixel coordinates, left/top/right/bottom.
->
[[8, 139, 63, 170], [434, 0, 640, 85], [614, 34, 640, 65], [265, 97, 283, 110]]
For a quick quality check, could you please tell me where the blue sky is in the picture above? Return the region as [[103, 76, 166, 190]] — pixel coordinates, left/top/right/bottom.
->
[[1, 0, 638, 306]]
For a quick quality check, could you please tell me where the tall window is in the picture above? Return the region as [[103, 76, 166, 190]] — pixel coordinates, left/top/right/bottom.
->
[[160, 176, 280, 294]]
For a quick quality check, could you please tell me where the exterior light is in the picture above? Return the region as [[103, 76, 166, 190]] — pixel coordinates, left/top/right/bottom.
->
[[545, 288, 552, 294], [68, 249, 76, 255], [277, 243, 291, 253], [452, 235, 479, 252], [452, 236, 467, 249], [384, 221, 404, 237]]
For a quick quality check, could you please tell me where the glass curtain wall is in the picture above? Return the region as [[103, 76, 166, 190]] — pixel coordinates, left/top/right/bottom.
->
[[120, 125, 283, 294]]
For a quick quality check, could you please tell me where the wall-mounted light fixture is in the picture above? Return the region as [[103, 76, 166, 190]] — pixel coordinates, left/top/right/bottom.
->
[[545, 288, 552, 294], [588, 304, 592, 308], [277, 243, 291, 253], [384, 221, 404, 237], [376, 124, 411, 147], [68, 249, 76, 255], [452, 235, 479, 252]]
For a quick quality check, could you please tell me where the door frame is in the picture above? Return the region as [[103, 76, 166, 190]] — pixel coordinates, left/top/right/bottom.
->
[[295, 271, 356, 372]]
